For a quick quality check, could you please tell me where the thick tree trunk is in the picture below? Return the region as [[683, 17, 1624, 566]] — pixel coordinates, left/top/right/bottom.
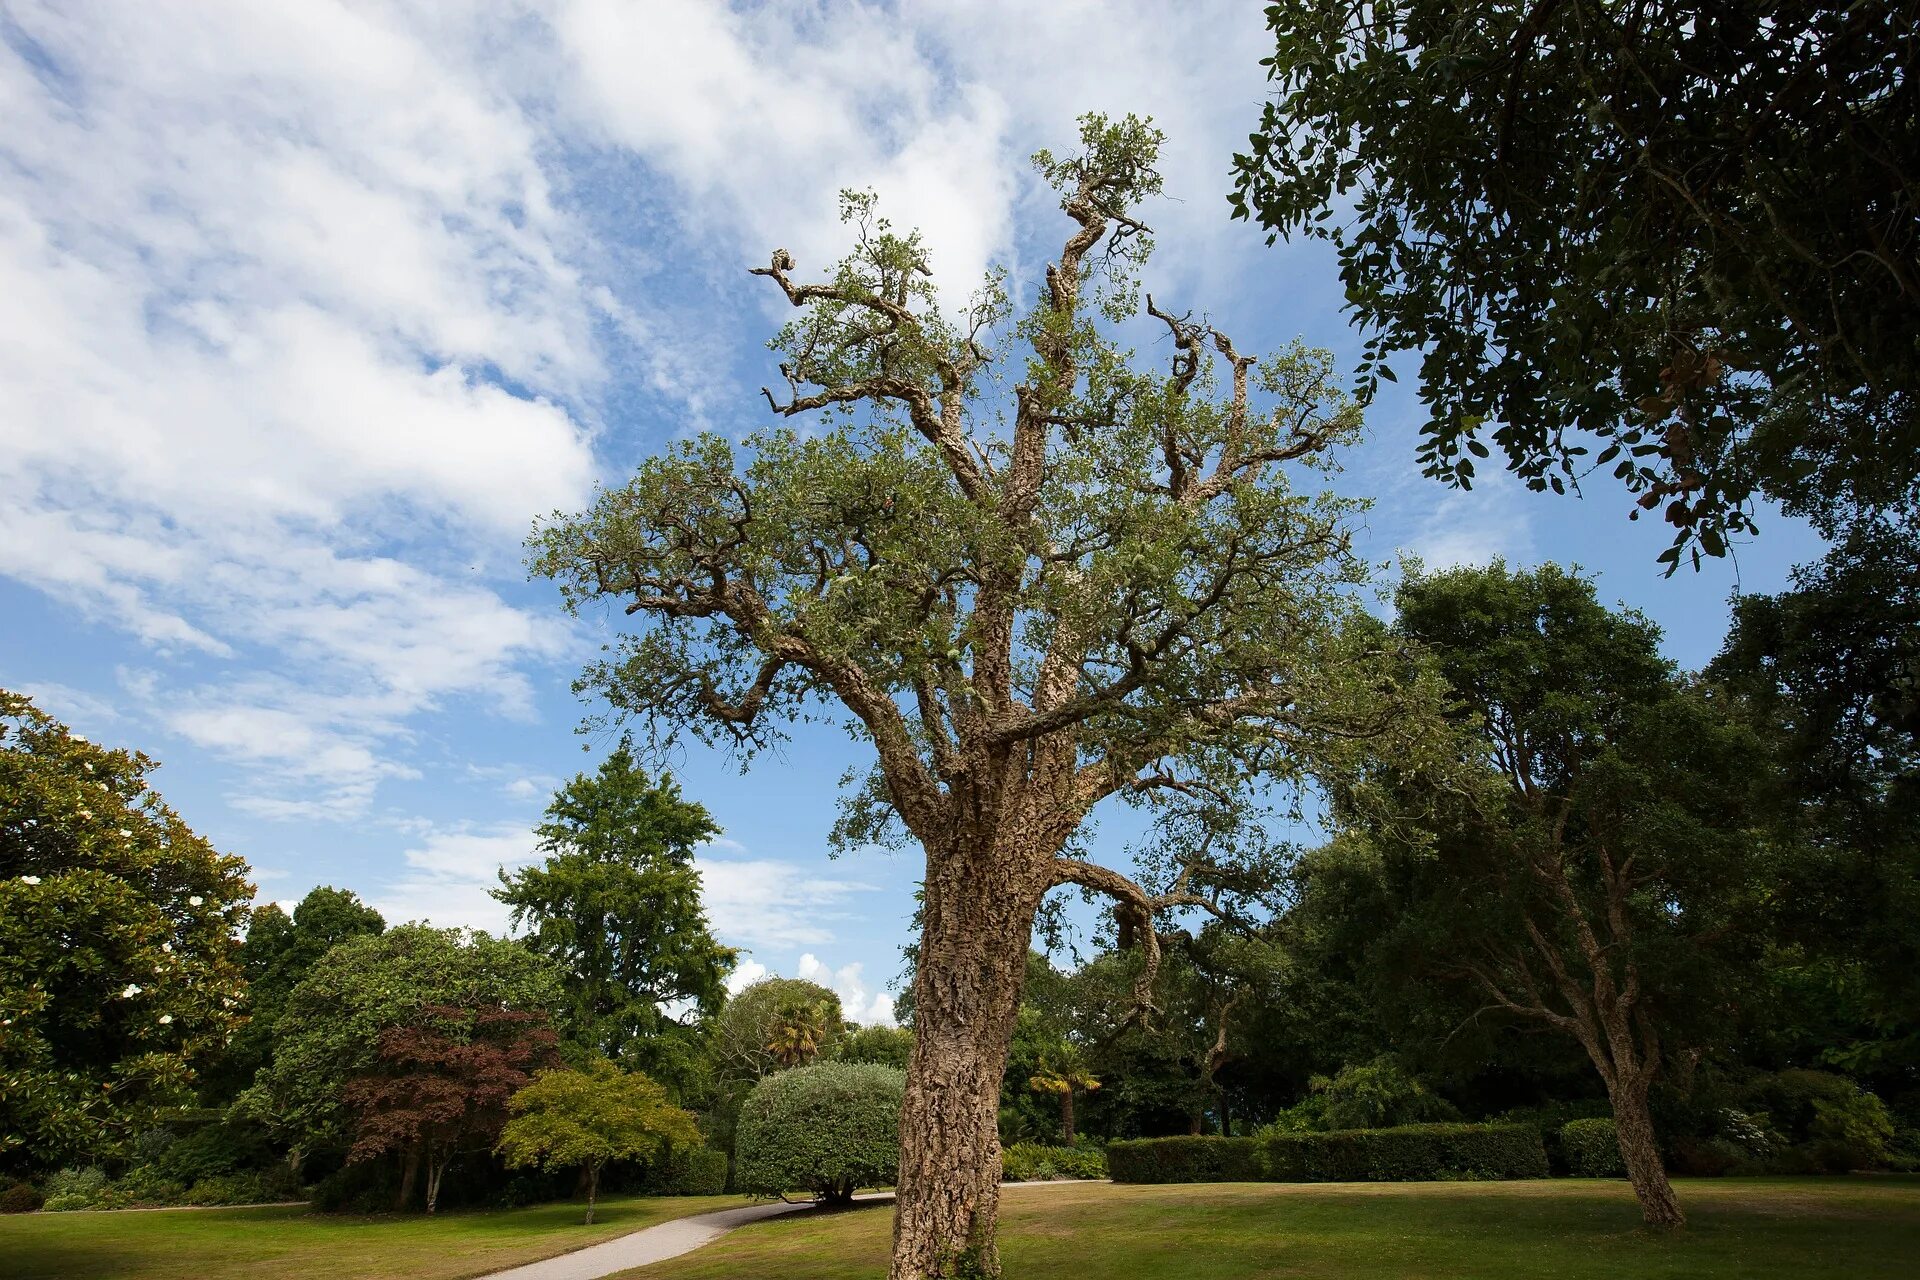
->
[[1060, 1090, 1075, 1144], [1609, 1080, 1684, 1229], [1187, 1108, 1204, 1136], [395, 1146, 420, 1212], [890, 851, 1036, 1280], [584, 1163, 599, 1225]]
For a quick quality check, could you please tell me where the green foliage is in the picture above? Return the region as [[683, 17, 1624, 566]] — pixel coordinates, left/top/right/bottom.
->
[[244, 924, 566, 1154], [999, 1142, 1107, 1182], [497, 1058, 700, 1221], [0, 690, 252, 1168], [1270, 1058, 1460, 1133], [41, 1166, 108, 1211], [1334, 563, 1775, 1126], [1741, 1071, 1896, 1172], [1560, 1119, 1626, 1179], [1, 1181, 44, 1212], [155, 1114, 275, 1183], [641, 1143, 729, 1196], [1232, 1, 1918, 564], [713, 979, 843, 1082], [1106, 1136, 1262, 1184], [1710, 519, 1920, 1084], [733, 1061, 904, 1203], [493, 745, 733, 1095], [833, 1023, 913, 1069], [1256, 1124, 1549, 1183], [208, 887, 385, 1102]]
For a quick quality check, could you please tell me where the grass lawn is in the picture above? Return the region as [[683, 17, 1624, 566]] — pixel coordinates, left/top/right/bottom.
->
[[623, 1178, 1920, 1279], [0, 1193, 751, 1280]]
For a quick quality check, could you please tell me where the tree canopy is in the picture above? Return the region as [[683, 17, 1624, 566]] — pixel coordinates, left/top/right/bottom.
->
[[1334, 562, 1779, 1225], [244, 924, 567, 1155], [496, 1058, 700, 1224], [1231, 1, 1918, 566], [493, 744, 733, 1095], [1, 690, 252, 1169], [532, 111, 1435, 1277]]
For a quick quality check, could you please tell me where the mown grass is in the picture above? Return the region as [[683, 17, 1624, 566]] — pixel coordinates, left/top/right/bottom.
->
[[624, 1177, 1920, 1279], [0, 1193, 750, 1280]]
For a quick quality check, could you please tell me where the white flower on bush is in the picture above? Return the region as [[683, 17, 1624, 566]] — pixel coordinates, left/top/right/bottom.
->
[[187, 895, 204, 907], [119, 828, 132, 837], [18, 875, 40, 885], [121, 984, 142, 998], [157, 1014, 174, 1025]]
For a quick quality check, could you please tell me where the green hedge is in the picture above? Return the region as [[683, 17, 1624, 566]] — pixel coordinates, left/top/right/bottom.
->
[[1001, 1142, 1107, 1182], [1560, 1119, 1626, 1178], [1107, 1136, 1262, 1183], [1257, 1124, 1548, 1182], [645, 1144, 729, 1195]]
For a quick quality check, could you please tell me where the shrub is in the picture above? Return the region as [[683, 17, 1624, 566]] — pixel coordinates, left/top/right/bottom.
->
[[42, 1167, 108, 1210], [181, 1170, 297, 1206], [734, 1061, 904, 1203], [310, 1161, 401, 1214], [159, 1115, 276, 1183], [1494, 1100, 1611, 1175], [1742, 1070, 1893, 1171], [0, 1182, 44, 1213], [1560, 1119, 1625, 1178], [1001, 1142, 1107, 1182], [644, 1143, 730, 1195], [1107, 1136, 1261, 1184], [1257, 1124, 1548, 1182], [1288, 1058, 1462, 1132]]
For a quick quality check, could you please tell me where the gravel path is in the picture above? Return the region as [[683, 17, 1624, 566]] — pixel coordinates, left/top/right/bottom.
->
[[476, 1181, 1094, 1280]]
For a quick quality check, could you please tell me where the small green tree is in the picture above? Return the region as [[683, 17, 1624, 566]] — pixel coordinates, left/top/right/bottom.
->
[[1, 690, 252, 1168], [493, 744, 735, 1095], [734, 1061, 904, 1205], [497, 1059, 700, 1224]]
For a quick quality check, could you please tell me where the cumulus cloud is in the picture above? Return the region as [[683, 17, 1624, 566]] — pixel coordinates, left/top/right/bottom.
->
[[0, 1, 601, 818], [693, 848, 881, 952], [368, 825, 542, 935], [798, 952, 896, 1027]]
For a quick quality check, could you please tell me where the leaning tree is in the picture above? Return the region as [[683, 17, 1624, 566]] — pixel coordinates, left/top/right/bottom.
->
[[533, 116, 1429, 1279]]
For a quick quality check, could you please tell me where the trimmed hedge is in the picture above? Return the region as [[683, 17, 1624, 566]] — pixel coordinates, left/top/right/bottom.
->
[[1110, 1126, 1547, 1184], [1001, 1142, 1107, 1182], [1, 1182, 44, 1213], [1107, 1136, 1261, 1183], [1561, 1118, 1626, 1178], [1257, 1124, 1548, 1182], [645, 1144, 730, 1195]]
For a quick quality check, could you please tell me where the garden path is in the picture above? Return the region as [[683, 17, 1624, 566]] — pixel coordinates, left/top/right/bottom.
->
[[475, 1181, 1095, 1280]]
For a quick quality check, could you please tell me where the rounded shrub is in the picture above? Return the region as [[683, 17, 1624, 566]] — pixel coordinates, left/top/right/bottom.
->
[[1560, 1118, 1626, 1178], [734, 1061, 904, 1203], [1, 1182, 44, 1213]]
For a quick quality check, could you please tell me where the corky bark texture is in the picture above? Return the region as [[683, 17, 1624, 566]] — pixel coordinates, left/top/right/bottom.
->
[[532, 116, 1427, 1278]]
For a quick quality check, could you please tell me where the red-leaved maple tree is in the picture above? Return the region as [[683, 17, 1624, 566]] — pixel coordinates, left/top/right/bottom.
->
[[343, 1004, 558, 1212]]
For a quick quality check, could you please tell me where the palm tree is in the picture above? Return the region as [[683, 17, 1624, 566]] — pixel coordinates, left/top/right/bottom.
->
[[765, 1000, 830, 1069], [1028, 1042, 1101, 1144]]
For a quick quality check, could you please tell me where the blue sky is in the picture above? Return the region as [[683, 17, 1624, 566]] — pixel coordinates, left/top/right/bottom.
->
[[0, 2, 1823, 1027]]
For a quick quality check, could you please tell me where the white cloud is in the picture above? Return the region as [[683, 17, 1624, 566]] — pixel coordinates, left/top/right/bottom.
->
[[797, 952, 896, 1026], [369, 825, 542, 935], [0, 1, 614, 817], [725, 960, 768, 995], [694, 851, 880, 951]]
